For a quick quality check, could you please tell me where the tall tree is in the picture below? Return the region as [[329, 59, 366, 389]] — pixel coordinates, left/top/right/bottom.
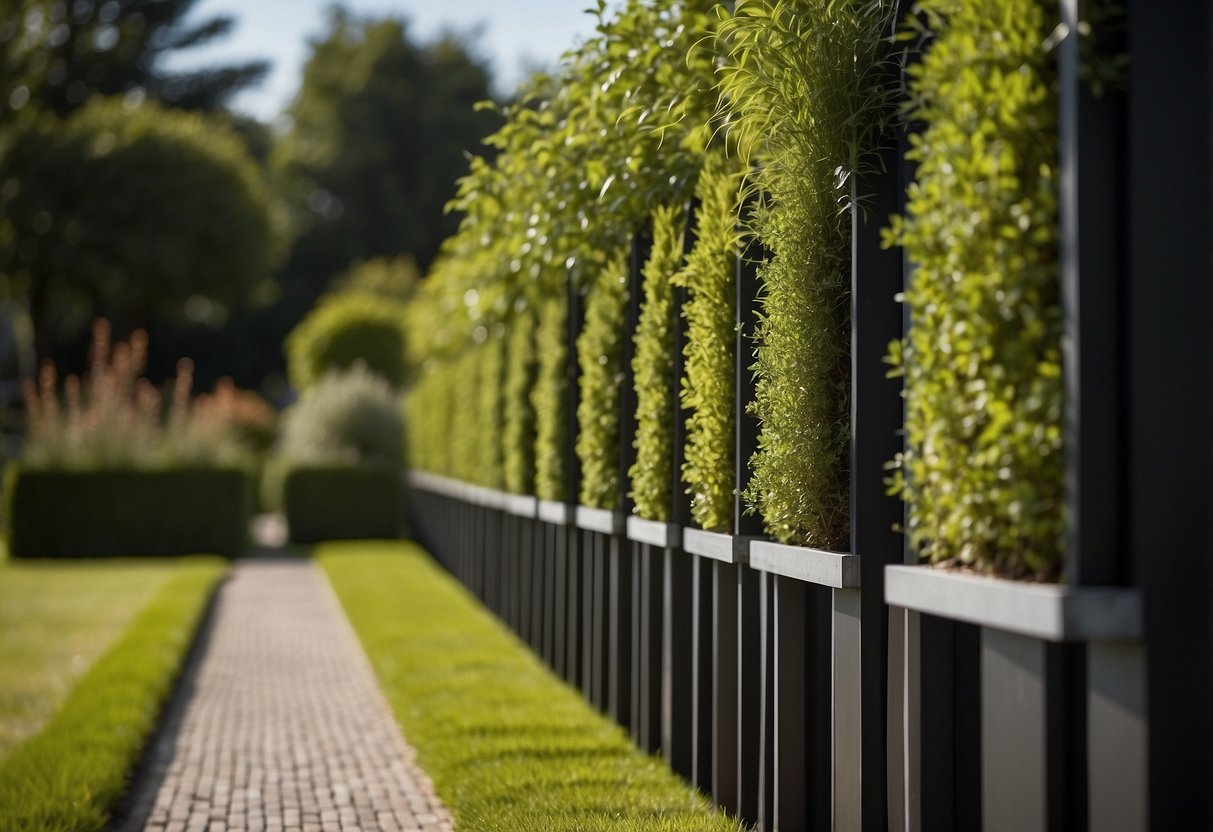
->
[[0, 0, 268, 120], [274, 7, 499, 311]]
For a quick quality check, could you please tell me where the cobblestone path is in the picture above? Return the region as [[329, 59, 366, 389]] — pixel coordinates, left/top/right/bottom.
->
[[120, 558, 452, 832]]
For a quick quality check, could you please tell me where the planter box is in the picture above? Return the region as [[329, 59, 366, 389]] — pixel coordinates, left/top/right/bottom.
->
[[884, 564, 1142, 642], [626, 516, 681, 548], [285, 465, 403, 543], [501, 493, 538, 519], [6, 466, 252, 557], [537, 499, 573, 525], [749, 540, 860, 589], [682, 528, 750, 564], [575, 505, 625, 535]]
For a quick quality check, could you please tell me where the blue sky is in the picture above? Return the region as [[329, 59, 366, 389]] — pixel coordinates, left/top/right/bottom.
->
[[164, 1, 621, 122]]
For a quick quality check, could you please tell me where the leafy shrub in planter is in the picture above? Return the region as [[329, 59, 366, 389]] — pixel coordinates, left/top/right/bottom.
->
[[629, 205, 687, 521], [720, 0, 895, 549], [675, 152, 740, 532], [884, 0, 1063, 578], [6, 466, 251, 557], [286, 292, 409, 391], [475, 333, 506, 490], [576, 255, 629, 510], [532, 296, 568, 502], [282, 464, 403, 543], [503, 311, 538, 495]]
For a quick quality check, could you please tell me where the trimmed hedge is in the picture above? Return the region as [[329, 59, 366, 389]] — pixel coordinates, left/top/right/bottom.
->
[[532, 296, 569, 502], [476, 333, 507, 491], [721, 0, 895, 549], [6, 467, 251, 557], [675, 152, 740, 533], [283, 464, 403, 543], [576, 255, 629, 510], [503, 309, 538, 495], [629, 205, 686, 521], [286, 292, 409, 391], [884, 0, 1063, 578]]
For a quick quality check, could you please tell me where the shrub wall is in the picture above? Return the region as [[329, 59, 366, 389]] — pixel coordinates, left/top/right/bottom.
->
[[884, 0, 1063, 577], [629, 205, 686, 521], [503, 310, 538, 495], [532, 296, 569, 502], [6, 466, 252, 557], [576, 255, 629, 510], [721, 0, 894, 549], [286, 292, 409, 391], [675, 152, 739, 532], [283, 464, 403, 543]]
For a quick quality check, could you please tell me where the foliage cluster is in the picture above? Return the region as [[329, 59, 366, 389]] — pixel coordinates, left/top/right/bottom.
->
[[21, 320, 258, 470], [277, 365, 403, 468], [0, 98, 279, 364], [0, 558, 223, 829], [283, 466, 403, 543], [531, 296, 569, 501], [675, 153, 740, 532], [501, 310, 538, 495], [884, 0, 1063, 577], [628, 205, 686, 521], [719, 0, 896, 548], [285, 290, 410, 391], [576, 256, 629, 509], [322, 542, 747, 832]]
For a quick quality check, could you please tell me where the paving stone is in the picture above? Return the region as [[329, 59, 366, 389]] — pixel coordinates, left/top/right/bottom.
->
[[119, 559, 452, 832]]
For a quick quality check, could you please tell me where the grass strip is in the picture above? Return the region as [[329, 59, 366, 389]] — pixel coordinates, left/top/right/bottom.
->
[[320, 541, 747, 832], [0, 557, 225, 831]]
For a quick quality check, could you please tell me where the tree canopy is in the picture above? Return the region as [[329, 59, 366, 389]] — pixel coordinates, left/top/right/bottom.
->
[[0, 97, 280, 363], [0, 0, 268, 120], [273, 7, 500, 310]]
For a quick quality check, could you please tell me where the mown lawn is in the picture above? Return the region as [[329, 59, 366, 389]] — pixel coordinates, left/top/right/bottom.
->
[[0, 556, 225, 831], [320, 541, 747, 832]]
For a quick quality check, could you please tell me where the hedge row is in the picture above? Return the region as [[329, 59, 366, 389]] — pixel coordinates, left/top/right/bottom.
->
[[403, 0, 1068, 579]]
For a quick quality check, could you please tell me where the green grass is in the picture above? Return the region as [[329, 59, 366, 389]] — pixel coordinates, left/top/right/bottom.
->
[[0, 557, 225, 831], [320, 541, 747, 832]]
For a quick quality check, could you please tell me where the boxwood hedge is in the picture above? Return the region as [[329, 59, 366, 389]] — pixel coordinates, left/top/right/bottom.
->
[[675, 152, 740, 533], [629, 205, 687, 521], [883, 0, 1064, 578]]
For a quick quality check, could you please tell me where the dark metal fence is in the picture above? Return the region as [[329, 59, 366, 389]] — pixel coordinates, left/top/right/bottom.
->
[[406, 5, 1212, 829]]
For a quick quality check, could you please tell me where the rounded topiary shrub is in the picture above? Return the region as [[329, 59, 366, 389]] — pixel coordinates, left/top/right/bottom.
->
[[286, 293, 408, 391], [278, 364, 404, 467]]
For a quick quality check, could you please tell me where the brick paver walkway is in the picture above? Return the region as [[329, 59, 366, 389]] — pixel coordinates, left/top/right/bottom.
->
[[120, 558, 452, 832]]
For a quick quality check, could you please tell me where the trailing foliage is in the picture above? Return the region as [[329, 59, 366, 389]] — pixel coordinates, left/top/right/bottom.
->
[[675, 153, 740, 532], [884, 0, 1063, 578], [502, 310, 538, 495], [719, 0, 896, 548], [576, 256, 629, 509], [629, 206, 687, 521], [285, 292, 410, 391], [532, 296, 569, 502]]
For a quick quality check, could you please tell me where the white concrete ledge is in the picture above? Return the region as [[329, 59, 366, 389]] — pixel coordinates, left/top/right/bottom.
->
[[884, 565, 1143, 642], [406, 470, 468, 502], [749, 540, 860, 589], [626, 516, 681, 548], [575, 506, 625, 535], [501, 493, 537, 518], [537, 499, 573, 526], [682, 528, 747, 564]]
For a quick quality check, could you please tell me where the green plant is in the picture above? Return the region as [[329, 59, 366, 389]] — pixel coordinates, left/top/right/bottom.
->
[[6, 467, 252, 557], [278, 365, 404, 468], [321, 541, 747, 832], [532, 296, 568, 502], [629, 205, 687, 521], [676, 152, 740, 532], [475, 332, 507, 490], [0, 558, 223, 831], [718, 0, 896, 548], [285, 292, 409, 391], [283, 465, 403, 543], [575, 255, 629, 510], [502, 310, 538, 495], [884, 0, 1063, 578]]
